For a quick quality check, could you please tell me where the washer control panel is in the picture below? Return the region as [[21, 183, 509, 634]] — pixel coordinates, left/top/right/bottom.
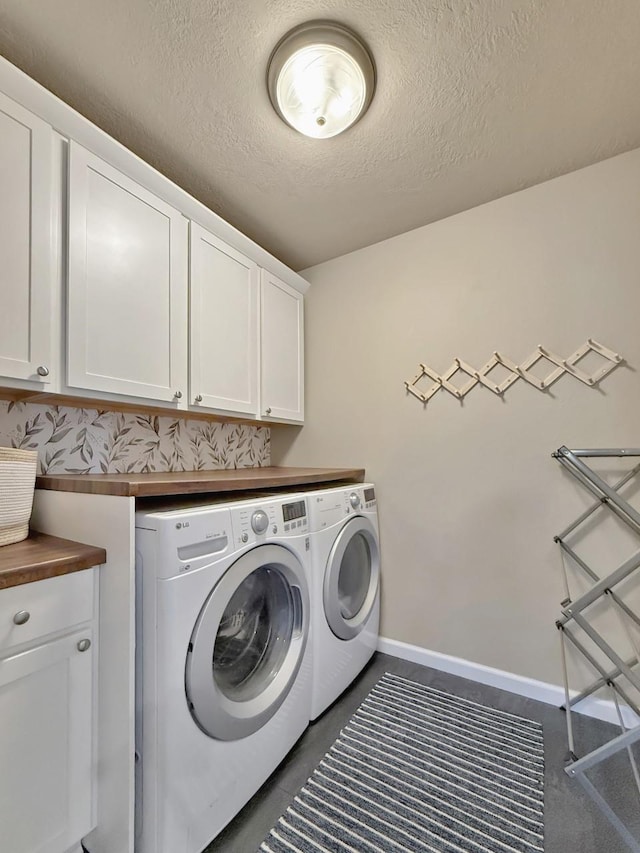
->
[[135, 505, 233, 579], [230, 497, 308, 545], [251, 509, 269, 534], [232, 503, 279, 546], [282, 498, 308, 533]]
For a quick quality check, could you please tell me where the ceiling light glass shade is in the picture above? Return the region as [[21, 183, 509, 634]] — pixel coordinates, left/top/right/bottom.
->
[[267, 22, 376, 139]]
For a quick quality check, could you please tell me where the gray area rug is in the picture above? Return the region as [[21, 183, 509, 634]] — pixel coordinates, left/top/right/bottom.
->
[[260, 672, 545, 852]]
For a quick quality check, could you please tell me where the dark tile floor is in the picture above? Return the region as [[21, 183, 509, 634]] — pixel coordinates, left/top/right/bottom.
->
[[206, 653, 639, 853]]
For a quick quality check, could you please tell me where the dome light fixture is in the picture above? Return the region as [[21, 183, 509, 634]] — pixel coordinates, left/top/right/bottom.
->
[[267, 21, 376, 139]]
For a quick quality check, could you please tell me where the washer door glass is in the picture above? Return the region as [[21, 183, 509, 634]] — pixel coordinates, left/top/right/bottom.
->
[[338, 533, 372, 619], [324, 516, 380, 641], [213, 566, 294, 703], [186, 543, 309, 741]]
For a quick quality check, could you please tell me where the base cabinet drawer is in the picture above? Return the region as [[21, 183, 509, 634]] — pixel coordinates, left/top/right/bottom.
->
[[0, 570, 94, 653], [0, 628, 94, 853]]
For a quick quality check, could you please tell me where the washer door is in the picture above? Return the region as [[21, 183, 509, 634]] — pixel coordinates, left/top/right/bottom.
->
[[185, 544, 309, 741], [323, 516, 380, 641]]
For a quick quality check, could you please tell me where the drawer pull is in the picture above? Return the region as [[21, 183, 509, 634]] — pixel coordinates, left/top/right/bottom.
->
[[13, 611, 30, 626], [77, 638, 91, 653]]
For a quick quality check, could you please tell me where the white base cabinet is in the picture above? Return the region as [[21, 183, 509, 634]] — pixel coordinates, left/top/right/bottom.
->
[[0, 570, 97, 853]]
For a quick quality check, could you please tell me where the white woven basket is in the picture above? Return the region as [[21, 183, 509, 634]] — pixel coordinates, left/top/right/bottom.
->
[[0, 447, 38, 546]]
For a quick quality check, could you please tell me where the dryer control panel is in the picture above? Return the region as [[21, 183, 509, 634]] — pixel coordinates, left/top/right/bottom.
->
[[363, 486, 376, 508], [308, 484, 377, 531]]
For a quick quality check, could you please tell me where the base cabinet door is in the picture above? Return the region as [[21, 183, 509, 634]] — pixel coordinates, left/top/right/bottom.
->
[[67, 141, 188, 404], [0, 630, 94, 853], [189, 223, 259, 415], [0, 92, 53, 385], [260, 270, 304, 422]]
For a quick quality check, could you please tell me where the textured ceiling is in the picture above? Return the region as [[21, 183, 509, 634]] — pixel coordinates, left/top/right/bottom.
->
[[0, 1, 639, 270]]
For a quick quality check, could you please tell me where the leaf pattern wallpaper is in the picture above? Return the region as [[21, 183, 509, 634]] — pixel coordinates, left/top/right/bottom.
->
[[0, 402, 270, 474]]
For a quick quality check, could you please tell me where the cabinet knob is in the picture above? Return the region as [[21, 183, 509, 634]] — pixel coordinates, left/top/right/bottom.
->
[[13, 610, 30, 625], [36, 365, 49, 377], [194, 394, 203, 403], [265, 407, 272, 416], [173, 390, 183, 399], [77, 638, 91, 652]]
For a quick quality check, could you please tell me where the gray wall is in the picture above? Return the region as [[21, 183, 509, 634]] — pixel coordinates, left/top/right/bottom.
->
[[272, 148, 640, 687]]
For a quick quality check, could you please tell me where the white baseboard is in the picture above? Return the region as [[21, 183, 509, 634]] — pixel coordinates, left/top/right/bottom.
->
[[378, 636, 638, 728]]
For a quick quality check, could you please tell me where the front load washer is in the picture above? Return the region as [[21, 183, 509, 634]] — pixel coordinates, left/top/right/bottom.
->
[[306, 483, 380, 720], [134, 493, 312, 853]]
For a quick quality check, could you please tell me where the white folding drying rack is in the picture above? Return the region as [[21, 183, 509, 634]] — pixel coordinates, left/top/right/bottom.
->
[[553, 446, 640, 851]]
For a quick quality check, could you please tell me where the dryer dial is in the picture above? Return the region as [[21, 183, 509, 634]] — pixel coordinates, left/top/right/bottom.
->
[[349, 492, 361, 509], [251, 510, 269, 534]]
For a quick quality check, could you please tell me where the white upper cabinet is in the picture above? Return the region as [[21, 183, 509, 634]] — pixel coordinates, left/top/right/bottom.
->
[[0, 92, 54, 385], [190, 223, 259, 416], [0, 60, 308, 419], [190, 228, 305, 423], [260, 270, 304, 423], [67, 142, 188, 404]]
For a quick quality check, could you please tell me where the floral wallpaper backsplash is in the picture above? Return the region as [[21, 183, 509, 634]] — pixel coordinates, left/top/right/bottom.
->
[[0, 402, 270, 474]]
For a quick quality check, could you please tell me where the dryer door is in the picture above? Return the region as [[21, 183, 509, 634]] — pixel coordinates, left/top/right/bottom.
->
[[186, 543, 309, 741], [323, 516, 380, 640]]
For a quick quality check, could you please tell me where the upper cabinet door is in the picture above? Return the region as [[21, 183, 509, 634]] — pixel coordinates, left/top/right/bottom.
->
[[190, 224, 259, 416], [67, 142, 188, 404], [260, 270, 304, 423], [0, 93, 53, 384]]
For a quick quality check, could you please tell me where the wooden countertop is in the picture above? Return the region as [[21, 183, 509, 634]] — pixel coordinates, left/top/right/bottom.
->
[[0, 531, 107, 590], [36, 466, 365, 498]]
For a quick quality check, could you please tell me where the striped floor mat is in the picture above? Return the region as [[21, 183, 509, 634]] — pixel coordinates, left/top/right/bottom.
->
[[260, 672, 545, 852]]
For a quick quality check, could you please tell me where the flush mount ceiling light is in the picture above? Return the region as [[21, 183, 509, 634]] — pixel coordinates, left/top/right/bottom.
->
[[267, 21, 376, 139]]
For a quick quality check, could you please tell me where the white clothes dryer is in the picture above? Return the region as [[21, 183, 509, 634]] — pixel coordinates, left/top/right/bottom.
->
[[305, 483, 380, 720], [134, 493, 312, 853]]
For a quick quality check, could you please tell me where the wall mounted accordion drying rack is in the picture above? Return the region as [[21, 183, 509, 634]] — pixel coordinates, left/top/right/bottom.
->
[[405, 339, 623, 406]]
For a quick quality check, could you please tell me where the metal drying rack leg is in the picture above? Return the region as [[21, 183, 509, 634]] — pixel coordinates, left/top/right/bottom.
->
[[553, 447, 640, 850]]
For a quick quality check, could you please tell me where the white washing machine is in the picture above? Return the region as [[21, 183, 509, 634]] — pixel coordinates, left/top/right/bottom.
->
[[134, 492, 312, 853], [306, 482, 380, 720]]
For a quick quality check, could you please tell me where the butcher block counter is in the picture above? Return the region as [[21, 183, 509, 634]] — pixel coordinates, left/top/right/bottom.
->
[[0, 530, 106, 589], [36, 465, 365, 498]]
